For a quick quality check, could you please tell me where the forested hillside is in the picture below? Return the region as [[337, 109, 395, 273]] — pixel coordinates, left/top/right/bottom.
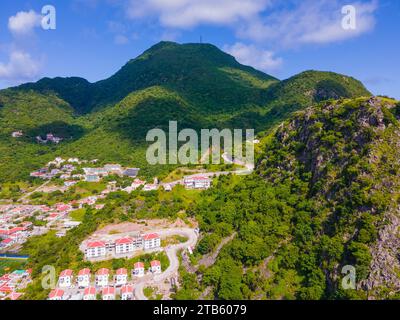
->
[[175, 97, 400, 300], [0, 42, 371, 182]]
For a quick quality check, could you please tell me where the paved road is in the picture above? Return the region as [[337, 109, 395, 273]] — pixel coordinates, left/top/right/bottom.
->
[[134, 228, 198, 300]]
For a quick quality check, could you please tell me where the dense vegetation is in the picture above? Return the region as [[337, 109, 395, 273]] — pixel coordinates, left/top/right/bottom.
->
[[0, 42, 371, 183], [175, 97, 400, 300]]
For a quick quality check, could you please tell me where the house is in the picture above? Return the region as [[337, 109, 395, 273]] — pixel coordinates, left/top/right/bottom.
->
[[123, 168, 140, 178], [121, 285, 134, 300], [83, 287, 97, 300], [60, 174, 71, 180], [0, 238, 14, 248], [114, 268, 128, 287], [143, 184, 159, 192], [8, 292, 23, 300], [58, 269, 73, 288], [102, 287, 115, 300], [150, 260, 162, 274], [83, 168, 108, 176], [11, 131, 23, 138], [95, 268, 109, 287], [85, 241, 107, 259], [64, 181, 77, 187], [184, 176, 212, 190], [122, 179, 146, 193], [115, 237, 135, 255], [49, 289, 65, 300], [77, 268, 91, 288], [56, 204, 71, 212], [85, 174, 100, 182], [0, 285, 12, 298], [104, 164, 123, 175], [133, 262, 145, 278], [164, 184, 172, 192], [143, 233, 161, 250]]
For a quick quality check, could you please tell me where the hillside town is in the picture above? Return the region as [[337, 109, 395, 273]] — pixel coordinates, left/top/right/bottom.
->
[[0, 155, 220, 300], [83, 232, 161, 261], [48, 260, 162, 301], [0, 204, 82, 252], [0, 268, 32, 300]]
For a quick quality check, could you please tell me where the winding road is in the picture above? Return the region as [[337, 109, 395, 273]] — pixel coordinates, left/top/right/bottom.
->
[[134, 227, 198, 300]]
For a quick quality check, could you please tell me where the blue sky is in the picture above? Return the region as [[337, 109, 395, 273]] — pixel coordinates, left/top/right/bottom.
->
[[0, 0, 399, 98]]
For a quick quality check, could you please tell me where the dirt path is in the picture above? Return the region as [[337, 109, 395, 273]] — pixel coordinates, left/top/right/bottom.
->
[[18, 180, 51, 203], [198, 232, 237, 268]]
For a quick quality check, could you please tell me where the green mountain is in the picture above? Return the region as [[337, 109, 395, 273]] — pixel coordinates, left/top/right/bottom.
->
[[180, 97, 400, 300], [0, 41, 372, 182], [16, 41, 278, 114]]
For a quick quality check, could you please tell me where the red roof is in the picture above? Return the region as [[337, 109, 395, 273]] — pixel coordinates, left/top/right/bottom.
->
[[96, 268, 109, 276], [49, 289, 64, 299], [193, 176, 210, 181], [1, 238, 13, 245], [116, 268, 127, 275], [8, 292, 23, 300], [0, 285, 13, 293], [84, 287, 96, 296], [87, 241, 106, 248], [102, 287, 115, 295], [78, 268, 91, 276], [57, 205, 70, 212], [151, 260, 161, 267], [60, 269, 73, 277], [0, 274, 11, 282], [0, 229, 9, 235], [121, 285, 134, 294], [143, 233, 159, 241], [134, 262, 144, 269], [115, 237, 133, 245], [8, 227, 25, 234]]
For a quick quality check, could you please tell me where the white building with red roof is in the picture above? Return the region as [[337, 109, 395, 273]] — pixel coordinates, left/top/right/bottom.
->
[[85, 241, 107, 259], [0, 238, 14, 248], [58, 269, 73, 288], [143, 233, 161, 250], [184, 176, 212, 190], [115, 237, 135, 255], [150, 260, 162, 274], [133, 262, 145, 277], [95, 268, 109, 287], [102, 287, 115, 300], [0, 285, 12, 298], [121, 285, 134, 300], [83, 286, 97, 300], [77, 268, 91, 288], [114, 268, 128, 287], [49, 289, 65, 300]]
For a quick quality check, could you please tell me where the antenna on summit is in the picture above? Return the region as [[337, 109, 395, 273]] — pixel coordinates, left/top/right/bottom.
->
[[200, 35, 203, 44]]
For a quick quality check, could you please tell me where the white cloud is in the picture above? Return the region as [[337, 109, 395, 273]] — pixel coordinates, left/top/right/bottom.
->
[[237, 0, 378, 47], [224, 42, 282, 72], [114, 34, 129, 45], [122, 0, 377, 47], [126, 0, 271, 28], [0, 50, 41, 82], [8, 10, 42, 36]]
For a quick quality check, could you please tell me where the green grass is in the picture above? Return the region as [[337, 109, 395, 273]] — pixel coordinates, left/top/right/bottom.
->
[[69, 208, 86, 222], [0, 259, 27, 276]]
